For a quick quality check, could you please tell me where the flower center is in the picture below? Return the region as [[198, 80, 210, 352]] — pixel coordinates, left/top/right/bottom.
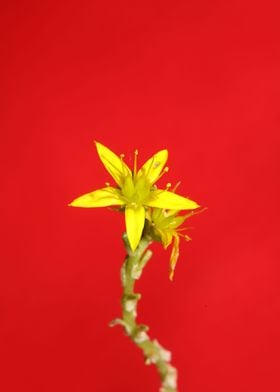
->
[[121, 175, 152, 206]]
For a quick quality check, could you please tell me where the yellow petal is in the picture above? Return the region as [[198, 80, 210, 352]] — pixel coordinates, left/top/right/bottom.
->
[[158, 229, 173, 249], [146, 190, 200, 210], [169, 234, 180, 280], [137, 149, 168, 184], [69, 187, 125, 208], [125, 205, 146, 251], [95, 141, 131, 186], [151, 207, 164, 221]]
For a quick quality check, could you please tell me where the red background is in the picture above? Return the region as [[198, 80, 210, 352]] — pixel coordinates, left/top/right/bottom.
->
[[1, 1, 280, 391]]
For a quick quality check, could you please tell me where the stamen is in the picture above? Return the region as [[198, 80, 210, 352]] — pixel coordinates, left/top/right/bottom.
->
[[166, 182, 172, 190], [172, 181, 181, 193], [177, 231, 192, 241], [105, 182, 110, 187], [119, 154, 127, 177], [156, 166, 169, 182], [183, 207, 208, 219], [134, 149, 138, 177]]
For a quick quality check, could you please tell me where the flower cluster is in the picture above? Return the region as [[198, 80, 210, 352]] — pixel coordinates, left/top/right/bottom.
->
[[69, 142, 200, 279]]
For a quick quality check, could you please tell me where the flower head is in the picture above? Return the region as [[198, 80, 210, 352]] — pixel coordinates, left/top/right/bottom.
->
[[69, 142, 199, 251], [147, 207, 204, 280]]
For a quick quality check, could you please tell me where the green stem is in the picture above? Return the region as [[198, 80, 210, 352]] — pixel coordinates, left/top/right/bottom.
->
[[110, 233, 178, 392]]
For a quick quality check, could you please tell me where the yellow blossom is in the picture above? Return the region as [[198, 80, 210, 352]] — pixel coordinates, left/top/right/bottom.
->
[[147, 207, 204, 280], [69, 142, 199, 251]]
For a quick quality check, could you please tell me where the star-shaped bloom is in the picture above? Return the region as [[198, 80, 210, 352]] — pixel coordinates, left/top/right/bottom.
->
[[69, 142, 199, 251], [147, 207, 203, 280]]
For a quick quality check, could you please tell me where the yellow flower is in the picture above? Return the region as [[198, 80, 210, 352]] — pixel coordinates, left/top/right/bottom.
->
[[69, 142, 199, 251], [147, 207, 204, 280]]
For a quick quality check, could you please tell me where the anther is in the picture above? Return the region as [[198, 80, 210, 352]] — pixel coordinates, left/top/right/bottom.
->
[[166, 183, 172, 190], [105, 182, 110, 187]]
